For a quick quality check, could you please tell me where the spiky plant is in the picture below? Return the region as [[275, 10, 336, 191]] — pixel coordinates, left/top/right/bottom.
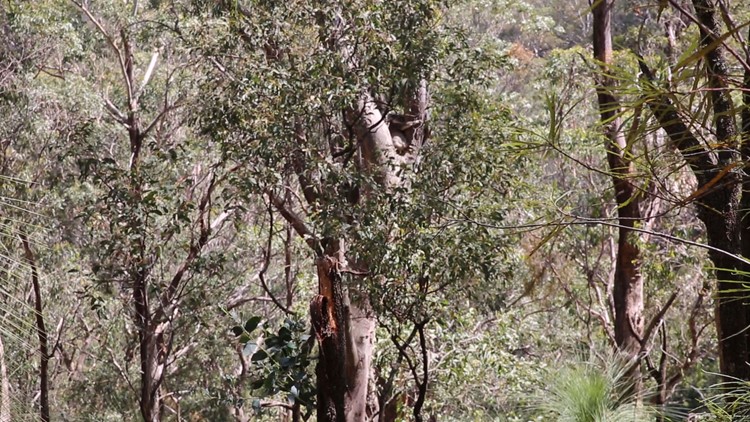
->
[[697, 379, 750, 421], [536, 357, 656, 422]]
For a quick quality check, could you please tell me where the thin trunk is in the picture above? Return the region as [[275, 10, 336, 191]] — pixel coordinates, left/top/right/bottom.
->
[[592, 0, 644, 388], [291, 401, 301, 422], [136, 294, 165, 422], [377, 326, 419, 422], [123, 30, 164, 421], [0, 334, 10, 422], [20, 233, 49, 422]]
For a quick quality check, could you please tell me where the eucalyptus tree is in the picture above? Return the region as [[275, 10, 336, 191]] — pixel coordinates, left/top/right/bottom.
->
[[592, 0, 643, 386], [589, 0, 750, 385], [197, 1, 511, 420], [634, 0, 750, 383], [46, 2, 254, 420]]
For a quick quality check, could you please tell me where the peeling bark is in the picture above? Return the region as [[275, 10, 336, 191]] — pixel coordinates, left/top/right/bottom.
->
[[295, 88, 427, 421], [254, 7, 430, 419], [309, 241, 376, 422]]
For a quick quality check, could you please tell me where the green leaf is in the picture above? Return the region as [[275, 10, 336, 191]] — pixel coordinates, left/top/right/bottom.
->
[[231, 325, 243, 337], [244, 315, 262, 334], [251, 350, 268, 362], [280, 356, 295, 368], [250, 378, 265, 390], [278, 326, 292, 341]]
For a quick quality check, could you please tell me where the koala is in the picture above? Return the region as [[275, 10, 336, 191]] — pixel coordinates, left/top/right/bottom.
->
[[387, 113, 422, 155]]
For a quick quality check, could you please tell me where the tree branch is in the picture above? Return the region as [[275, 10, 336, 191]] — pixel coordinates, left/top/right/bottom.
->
[[268, 191, 322, 257], [258, 201, 296, 315], [637, 56, 714, 184]]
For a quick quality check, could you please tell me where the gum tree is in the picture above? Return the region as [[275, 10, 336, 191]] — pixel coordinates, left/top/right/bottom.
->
[[198, 1, 511, 419], [598, 0, 750, 383]]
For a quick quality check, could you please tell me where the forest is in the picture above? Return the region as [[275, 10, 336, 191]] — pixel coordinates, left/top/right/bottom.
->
[[3, 0, 750, 421]]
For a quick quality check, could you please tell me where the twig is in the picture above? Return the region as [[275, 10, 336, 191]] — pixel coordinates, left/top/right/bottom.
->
[[70, 1, 133, 106], [259, 198, 295, 316]]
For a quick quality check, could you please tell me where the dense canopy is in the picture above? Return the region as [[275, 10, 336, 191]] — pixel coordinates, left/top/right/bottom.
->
[[2, 0, 750, 421]]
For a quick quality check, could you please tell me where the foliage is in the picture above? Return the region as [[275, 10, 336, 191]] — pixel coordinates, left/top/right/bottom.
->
[[696, 381, 750, 421], [232, 315, 316, 418], [536, 357, 656, 422], [1, 0, 749, 420]]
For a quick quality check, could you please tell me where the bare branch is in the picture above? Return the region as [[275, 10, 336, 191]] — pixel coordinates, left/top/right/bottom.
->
[[104, 97, 128, 126], [638, 291, 679, 350], [141, 101, 185, 139], [70, 1, 133, 106], [138, 50, 159, 98], [268, 191, 322, 256], [258, 201, 296, 316]]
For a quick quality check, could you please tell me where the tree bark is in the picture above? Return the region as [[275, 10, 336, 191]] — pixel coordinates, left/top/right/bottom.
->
[[692, 0, 748, 382], [309, 241, 376, 421], [280, 91, 426, 421], [637, 0, 750, 382], [0, 334, 8, 422], [592, 0, 644, 388], [257, 5, 430, 418], [740, 22, 750, 382], [20, 233, 50, 422]]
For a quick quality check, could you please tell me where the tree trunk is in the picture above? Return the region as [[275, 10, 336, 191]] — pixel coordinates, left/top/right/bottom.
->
[[592, 0, 644, 388], [740, 23, 750, 382], [692, 0, 748, 381], [136, 304, 169, 422], [263, 6, 430, 417], [638, 0, 750, 382], [288, 90, 426, 421], [0, 334, 9, 422], [310, 242, 376, 421], [644, 77, 747, 380], [20, 233, 50, 422]]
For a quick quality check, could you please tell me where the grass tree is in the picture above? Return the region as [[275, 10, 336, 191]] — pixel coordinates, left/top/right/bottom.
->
[[539, 359, 656, 422]]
